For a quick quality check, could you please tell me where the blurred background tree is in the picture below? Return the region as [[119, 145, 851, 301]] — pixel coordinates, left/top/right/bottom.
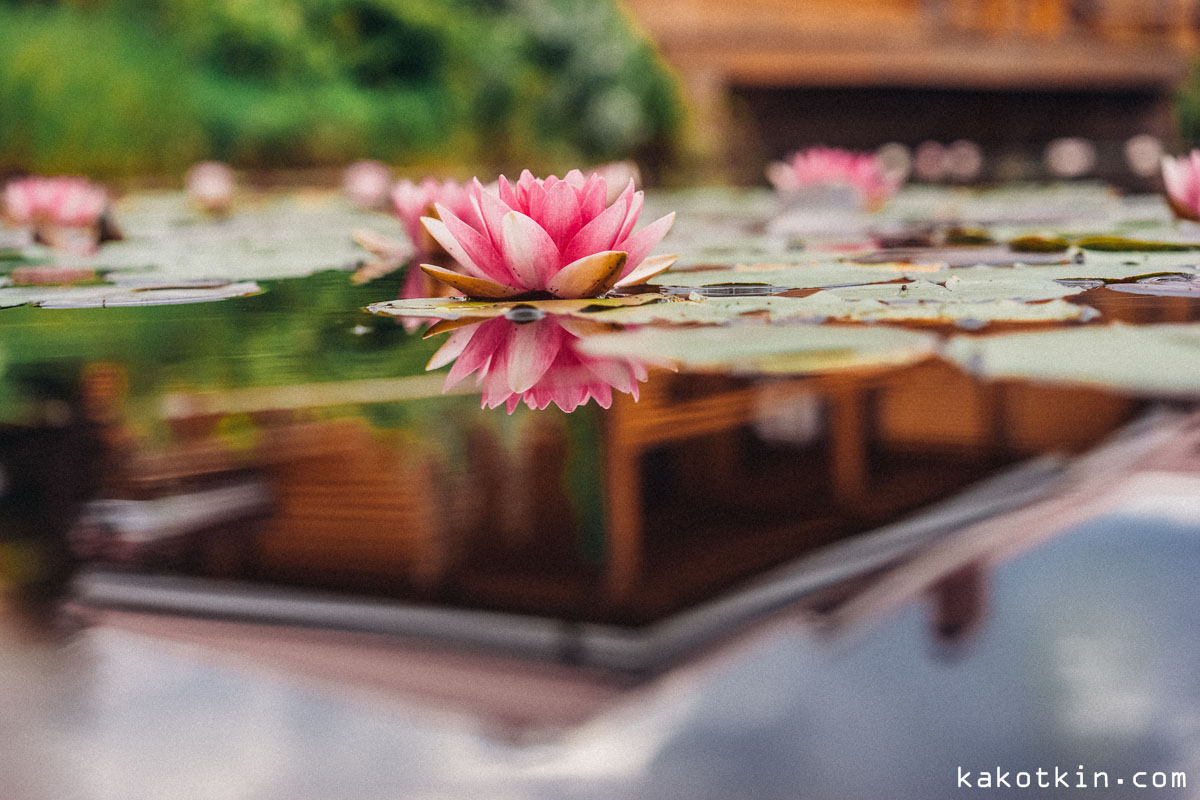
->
[[0, 0, 684, 180]]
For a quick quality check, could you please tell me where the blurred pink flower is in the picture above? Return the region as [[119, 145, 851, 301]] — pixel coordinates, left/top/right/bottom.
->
[[766, 146, 903, 211], [586, 161, 641, 204], [429, 315, 648, 413], [391, 177, 475, 253], [2, 176, 109, 253], [186, 161, 236, 214], [419, 169, 676, 299], [343, 160, 393, 209], [1161, 151, 1200, 222]]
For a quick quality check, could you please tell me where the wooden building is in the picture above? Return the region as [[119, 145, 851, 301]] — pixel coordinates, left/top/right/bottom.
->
[[621, 0, 1200, 181]]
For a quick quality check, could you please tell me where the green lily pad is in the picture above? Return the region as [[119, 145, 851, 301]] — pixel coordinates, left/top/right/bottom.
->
[[830, 276, 1085, 303], [648, 262, 929, 290], [1075, 236, 1198, 252], [367, 293, 663, 321], [585, 292, 1093, 327], [1008, 235, 1071, 253], [945, 323, 1200, 397], [0, 280, 263, 309], [578, 322, 940, 375]]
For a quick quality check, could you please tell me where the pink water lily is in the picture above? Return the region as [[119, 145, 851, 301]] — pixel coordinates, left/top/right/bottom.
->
[[429, 315, 648, 413], [767, 146, 903, 211], [343, 159, 393, 209], [2, 176, 110, 253], [1161, 151, 1200, 222], [186, 161, 236, 215], [418, 169, 677, 300], [392, 177, 475, 253]]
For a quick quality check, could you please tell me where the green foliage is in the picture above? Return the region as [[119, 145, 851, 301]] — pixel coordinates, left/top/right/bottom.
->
[[0, 0, 683, 177], [1177, 61, 1200, 150], [0, 4, 207, 176]]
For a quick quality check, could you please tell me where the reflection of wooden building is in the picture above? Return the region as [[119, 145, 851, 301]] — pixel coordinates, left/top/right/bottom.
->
[[79, 290, 1200, 626], [622, 0, 1200, 180]]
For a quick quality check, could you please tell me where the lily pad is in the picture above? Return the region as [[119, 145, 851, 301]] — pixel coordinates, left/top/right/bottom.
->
[[945, 323, 1200, 397], [1008, 235, 1071, 253], [1075, 236, 1198, 252], [648, 262, 928, 290], [0, 281, 263, 309], [367, 293, 662, 321], [848, 246, 1070, 267], [584, 291, 1093, 327], [578, 322, 940, 375], [1106, 275, 1200, 297], [829, 276, 1085, 303]]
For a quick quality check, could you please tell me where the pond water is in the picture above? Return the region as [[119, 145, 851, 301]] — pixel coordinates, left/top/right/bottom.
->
[[2, 185, 1200, 631]]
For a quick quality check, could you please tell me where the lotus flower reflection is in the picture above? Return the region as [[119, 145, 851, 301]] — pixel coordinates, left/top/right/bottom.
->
[[1161, 151, 1200, 222], [419, 169, 677, 300], [430, 315, 648, 413], [2, 176, 111, 253], [766, 146, 903, 212]]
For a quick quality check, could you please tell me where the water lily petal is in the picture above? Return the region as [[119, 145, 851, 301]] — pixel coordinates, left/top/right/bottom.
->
[[497, 175, 520, 210], [470, 179, 510, 246], [563, 169, 587, 189], [526, 180, 549, 223], [615, 186, 643, 243], [505, 316, 562, 392], [545, 250, 627, 298], [542, 179, 583, 247], [421, 216, 488, 279], [614, 253, 678, 287], [515, 170, 538, 211], [422, 317, 484, 339], [561, 190, 631, 264], [619, 212, 676, 276], [427, 325, 477, 370], [501, 210, 560, 290], [578, 173, 607, 222], [445, 317, 509, 388], [420, 264, 526, 299]]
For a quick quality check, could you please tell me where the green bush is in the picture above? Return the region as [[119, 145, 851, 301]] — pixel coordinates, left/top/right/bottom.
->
[[0, 0, 683, 178]]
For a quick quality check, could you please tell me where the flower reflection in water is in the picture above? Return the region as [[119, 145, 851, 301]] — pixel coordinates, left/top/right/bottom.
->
[[429, 314, 647, 413]]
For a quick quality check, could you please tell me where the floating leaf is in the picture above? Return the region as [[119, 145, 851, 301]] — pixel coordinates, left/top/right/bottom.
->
[[0, 281, 263, 309], [945, 323, 1200, 396], [648, 262, 926, 290], [1075, 236, 1197, 252], [367, 293, 662, 322], [1008, 235, 1070, 253], [848, 246, 1070, 267], [1106, 274, 1200, 297], [586, 292, 1093, 327], [944, 227, 995, 246], [830, 275, 1085, 303], [578, 322, 940, 375]]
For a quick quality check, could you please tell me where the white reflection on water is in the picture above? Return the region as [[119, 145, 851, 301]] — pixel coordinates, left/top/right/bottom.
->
[[5, 515, 1200, 799]]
